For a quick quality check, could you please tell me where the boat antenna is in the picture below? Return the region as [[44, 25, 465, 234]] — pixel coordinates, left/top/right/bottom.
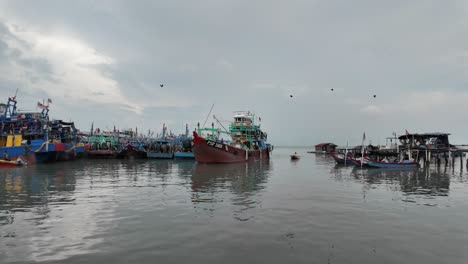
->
[[14, 88, 18, 98], [202, 103, 215, 127]]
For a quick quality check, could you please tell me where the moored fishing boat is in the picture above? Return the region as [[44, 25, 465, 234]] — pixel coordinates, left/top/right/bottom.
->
[[291, 153, 300, 160], [364, 157, 418, 168], [330, 152, 360, 166], [192, 111, 272, 163], [116, 140, 147, 159], [146, 125, 174, 159], [147, 139, 174, 159], [0, 158, 26, 167], [86, 132, 121, 158], [349, 156, 370, 167], [174, 124, 194, 159], [0, 95, 81, 164]]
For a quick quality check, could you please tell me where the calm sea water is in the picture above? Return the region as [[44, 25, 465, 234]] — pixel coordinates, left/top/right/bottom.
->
[[1, 147, 468, 264]]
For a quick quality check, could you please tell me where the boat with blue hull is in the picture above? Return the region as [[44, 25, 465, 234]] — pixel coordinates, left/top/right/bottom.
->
[[173, 124, 194, 159], [330, 152, 360, 166], [174, 152, 194, 159], [146, 124, 175, 159], [364, 157, 419, 168], [0, 96, 84, 164]]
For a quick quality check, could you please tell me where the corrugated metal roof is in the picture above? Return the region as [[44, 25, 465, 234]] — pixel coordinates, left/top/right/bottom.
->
[[315, 143, 337, 147]]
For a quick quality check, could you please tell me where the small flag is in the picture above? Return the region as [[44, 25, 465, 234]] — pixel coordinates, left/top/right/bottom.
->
[[259, 117, 262, 122], [37, 102, 48, 110], [362, 132, 366, 141], [47, 98, 52, 104], [405, 129, 410, 136]]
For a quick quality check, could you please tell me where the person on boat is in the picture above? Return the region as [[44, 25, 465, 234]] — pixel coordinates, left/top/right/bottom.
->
[[3, 151, 10, 161]]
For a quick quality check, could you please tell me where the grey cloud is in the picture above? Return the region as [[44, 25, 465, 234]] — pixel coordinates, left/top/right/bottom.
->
[[1, 1, 468, 145]]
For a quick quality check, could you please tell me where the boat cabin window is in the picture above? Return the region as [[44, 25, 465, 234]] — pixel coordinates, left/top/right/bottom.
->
[[234, 117, 252, 124]]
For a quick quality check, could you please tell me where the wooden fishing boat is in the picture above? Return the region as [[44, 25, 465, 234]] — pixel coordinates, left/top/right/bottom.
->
[[0, 159, 25, 167], [1, 96, 83, 164], [193, 111, 272, 164], [290, 154, 300, 160], [173, 125, 194, 159], [349, 157, 370, 167], [147, 139, 174, 159], [0, 159, 20, 167], [363, 157, 418, 168], [330, 153, 360, 166], [86, 133, 121, 159], [145, 124, 176, 159], [116, 141, 147, 159]]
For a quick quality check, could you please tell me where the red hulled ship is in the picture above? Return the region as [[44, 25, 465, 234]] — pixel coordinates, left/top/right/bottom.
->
[[192, 111, 272, 163]]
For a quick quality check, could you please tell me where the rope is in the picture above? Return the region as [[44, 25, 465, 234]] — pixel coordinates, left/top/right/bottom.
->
[[34, 141, 48, 153]]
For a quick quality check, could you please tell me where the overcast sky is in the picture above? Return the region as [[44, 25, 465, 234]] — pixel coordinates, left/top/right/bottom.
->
[[1, 0, 468, 146]]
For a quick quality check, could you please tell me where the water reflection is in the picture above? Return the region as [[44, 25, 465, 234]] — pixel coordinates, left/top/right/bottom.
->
[[0, 162, 113, 262], [0, 165, 78, 226], [190, 160, 271, 221], [349, 167, 451, 203]]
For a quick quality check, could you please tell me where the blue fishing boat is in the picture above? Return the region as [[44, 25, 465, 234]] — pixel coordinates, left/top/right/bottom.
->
[[147, 139, 174, 159], [0, 96, 83, 164], [174, 151, 194, 159], [364, 157, 418, 168], [146, 124, 174, 159], [173, 124, 194, 159], [330, 152, 360, 166]]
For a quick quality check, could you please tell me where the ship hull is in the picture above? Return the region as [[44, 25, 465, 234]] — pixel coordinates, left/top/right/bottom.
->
[[193, 137, 270, 164], [174, 152, 195, 159], [147, 152, 174, 159], [116, 147, 147, 159], [87, 150, 118, 159]]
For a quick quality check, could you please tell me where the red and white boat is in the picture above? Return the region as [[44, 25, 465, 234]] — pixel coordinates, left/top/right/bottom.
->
[[192, 111, 272, 164]]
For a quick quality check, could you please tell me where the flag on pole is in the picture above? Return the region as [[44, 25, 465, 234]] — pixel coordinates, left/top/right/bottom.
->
[[47, 98, 52, 104], [405, 129, 410, 136], [37, 102, 48, 110]]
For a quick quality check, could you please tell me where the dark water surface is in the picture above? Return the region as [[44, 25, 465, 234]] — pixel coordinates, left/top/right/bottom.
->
[[1, 147, 468, 263]]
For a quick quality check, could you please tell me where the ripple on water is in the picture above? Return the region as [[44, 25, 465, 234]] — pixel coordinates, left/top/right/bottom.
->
[[1, 154, 468, 263]]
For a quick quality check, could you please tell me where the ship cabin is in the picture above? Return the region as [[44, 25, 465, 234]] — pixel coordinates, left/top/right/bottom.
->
[[229, 111, 267, 150], [232, 111, 255, 129]]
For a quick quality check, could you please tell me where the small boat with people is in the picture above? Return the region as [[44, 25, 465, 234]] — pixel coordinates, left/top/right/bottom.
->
[[290, 152, 300, 160]]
